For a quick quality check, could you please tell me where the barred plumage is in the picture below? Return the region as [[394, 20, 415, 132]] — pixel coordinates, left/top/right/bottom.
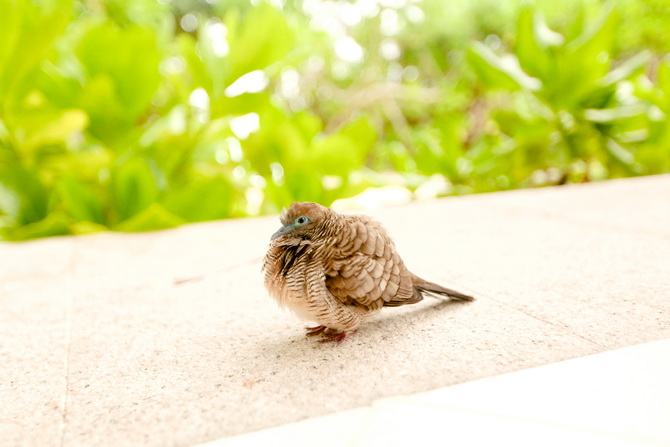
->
[[262, 202, 474, 343]]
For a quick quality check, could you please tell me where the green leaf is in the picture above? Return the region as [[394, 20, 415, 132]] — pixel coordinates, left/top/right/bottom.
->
[[415, 129, 446, 176], [414, 119, 465, 179], [567, 2, 617, 59], [311, 133, 365, 176], [339, 116, 377, 150], [468, 42, 541, 91], [584, 105, 646, 123], [387, 141, 415, 173], [515, 7, 554, 81], [0, 0, 72, 107], [163, 177, 233, 222], [75, 22, 162, 127], [283, 168, 323, 203], [70, 221, 108, 235], [598, 51, 651, 87], [562, 2, 618, 94], [226, 4, 294, 83], [175, 32, 212, 93], [195, 21, 229, 98], [605, 138, 637, 169], [0, 180, 20, 229], [6, 210, 70, 241], [77, 74, 129, 143], [57, 176, 105, 224], [111, 158, 160, 222], [656, 58, 670, 98], [244, 107, 318, 177], [0, 1, 21, 79], [305, 115, 376, 177], [0, 166, 49, 226], [293, 111, 324, 140], [114, 203, 184, 232], [533, 14, 564, 48], [22, 109, 88, 150]]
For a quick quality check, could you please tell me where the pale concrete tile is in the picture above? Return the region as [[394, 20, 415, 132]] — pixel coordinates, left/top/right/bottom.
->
[[67, 215, 275, 288], [356, 399, 663, 447], [201, 339, 670, 447], [197, 407, 370, 447], [0, 236, 74, 283], [2, 177, 670, 446], [478, 175, 670, 236], [55, 266, 599, 446], [377, 186, 670, 349], [0, 280, 73, 447], [408, 339, 670, 444]]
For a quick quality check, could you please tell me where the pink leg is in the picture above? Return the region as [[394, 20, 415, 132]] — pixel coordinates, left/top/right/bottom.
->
[[319, 330, 357, 344]]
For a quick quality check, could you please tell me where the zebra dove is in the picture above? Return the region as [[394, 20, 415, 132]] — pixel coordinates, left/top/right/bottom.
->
[[263, 202, 474, 343]]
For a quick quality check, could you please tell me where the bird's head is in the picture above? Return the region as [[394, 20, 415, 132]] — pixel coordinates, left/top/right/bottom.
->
[[271, 202, 331, 241]]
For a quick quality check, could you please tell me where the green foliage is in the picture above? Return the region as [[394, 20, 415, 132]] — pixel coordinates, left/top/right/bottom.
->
[[467, 3, 663, 187], [0, 0, 668, 241]]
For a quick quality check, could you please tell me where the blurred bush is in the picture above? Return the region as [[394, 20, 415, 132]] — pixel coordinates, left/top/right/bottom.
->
[[0, 0, 668, 240]]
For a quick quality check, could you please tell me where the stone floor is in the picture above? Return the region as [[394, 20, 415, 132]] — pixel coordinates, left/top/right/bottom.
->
[[201, 338, 670, 447], [1, 175, 669, 446]]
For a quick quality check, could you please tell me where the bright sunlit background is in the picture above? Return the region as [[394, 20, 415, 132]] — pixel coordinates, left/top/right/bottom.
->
[[1, 0, 669, 240]]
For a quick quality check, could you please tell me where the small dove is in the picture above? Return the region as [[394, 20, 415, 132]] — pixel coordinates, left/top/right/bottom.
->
[[262, 202, 474, 343]]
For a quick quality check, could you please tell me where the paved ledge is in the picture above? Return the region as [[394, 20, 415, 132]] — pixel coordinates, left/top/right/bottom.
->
[[201, 338, 670, 447], [1, 175, 669, 446]]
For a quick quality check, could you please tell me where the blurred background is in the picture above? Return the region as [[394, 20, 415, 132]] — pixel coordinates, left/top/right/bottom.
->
[[1, 0, 669, 240]]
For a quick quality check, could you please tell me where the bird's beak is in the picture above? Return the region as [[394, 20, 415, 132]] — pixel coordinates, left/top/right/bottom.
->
[[271, 225, 292, 240]]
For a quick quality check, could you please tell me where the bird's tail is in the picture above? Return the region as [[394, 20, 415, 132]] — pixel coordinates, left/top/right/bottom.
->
[[411, 274, 475, 302]]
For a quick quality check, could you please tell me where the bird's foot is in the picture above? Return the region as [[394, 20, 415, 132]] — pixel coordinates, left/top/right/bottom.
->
[[305, 325, 328, 336], [318, 330, 356, 344]]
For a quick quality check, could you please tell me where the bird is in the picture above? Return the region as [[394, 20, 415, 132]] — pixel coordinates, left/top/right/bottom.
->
[[262, 202, 474, 343]]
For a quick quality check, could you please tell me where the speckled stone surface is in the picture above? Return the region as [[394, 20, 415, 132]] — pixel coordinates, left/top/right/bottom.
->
[[1, 175, 669, 447]]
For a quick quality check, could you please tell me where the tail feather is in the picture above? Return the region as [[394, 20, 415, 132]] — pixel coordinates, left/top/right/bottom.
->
[[411, 274, 474, 302]]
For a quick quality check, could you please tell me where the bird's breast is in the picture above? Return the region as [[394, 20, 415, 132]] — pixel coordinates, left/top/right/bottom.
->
[[263, 242, 319, 319]]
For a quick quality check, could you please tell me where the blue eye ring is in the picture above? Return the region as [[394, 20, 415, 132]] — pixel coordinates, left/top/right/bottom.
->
[[295, 216, 309, 225]]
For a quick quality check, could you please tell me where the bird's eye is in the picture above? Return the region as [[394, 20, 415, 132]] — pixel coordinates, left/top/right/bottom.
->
[[295, 216, 309, 225]]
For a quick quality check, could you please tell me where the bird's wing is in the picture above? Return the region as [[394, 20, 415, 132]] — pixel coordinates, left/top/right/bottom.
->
[[324, 216, 416, 310]]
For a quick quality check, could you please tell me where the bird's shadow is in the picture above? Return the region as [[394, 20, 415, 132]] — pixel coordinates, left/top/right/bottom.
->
[[258, 297, 474, 353], [368, 297, 472, 331]]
